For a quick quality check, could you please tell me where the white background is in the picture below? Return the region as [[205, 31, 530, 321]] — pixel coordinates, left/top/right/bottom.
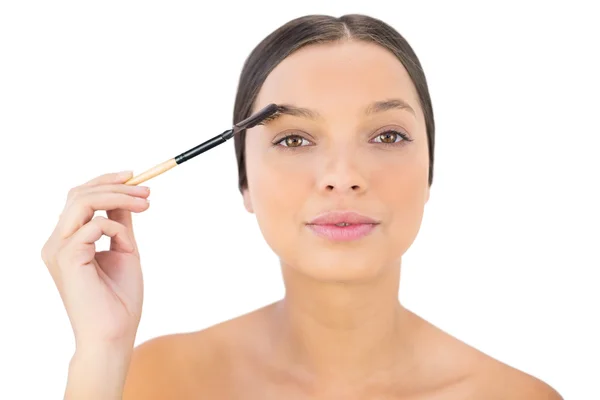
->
[[1, 1, 598, 399]]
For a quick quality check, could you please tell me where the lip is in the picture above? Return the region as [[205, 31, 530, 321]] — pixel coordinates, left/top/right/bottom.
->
[[307, 210, 380, 225], [306, 211, 380, 242]]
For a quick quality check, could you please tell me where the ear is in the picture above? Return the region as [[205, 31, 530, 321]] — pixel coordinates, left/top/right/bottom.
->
[[425, 185, 430, 204], [242, 188, 254, 213]]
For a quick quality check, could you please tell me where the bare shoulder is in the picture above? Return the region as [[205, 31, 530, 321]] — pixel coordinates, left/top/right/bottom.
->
[[450, 340, 562, 399], [122, 329, 226, 399], [469, 353, 563, 399], [410, 313, 562, 399], [122, 304, 272, 400]]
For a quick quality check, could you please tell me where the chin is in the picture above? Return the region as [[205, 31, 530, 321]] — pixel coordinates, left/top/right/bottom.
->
[[259, 220, 410, 283], [283, 246, 398, 283]]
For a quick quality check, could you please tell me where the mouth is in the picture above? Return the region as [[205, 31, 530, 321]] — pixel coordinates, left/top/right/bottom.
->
[[306, 211, 380, 242]]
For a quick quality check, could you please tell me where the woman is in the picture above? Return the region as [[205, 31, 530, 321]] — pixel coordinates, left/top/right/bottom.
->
[[42, 14, 562, 399]]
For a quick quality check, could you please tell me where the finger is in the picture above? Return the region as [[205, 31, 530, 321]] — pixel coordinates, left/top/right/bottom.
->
[[57, 239, 96, 273], [107, 208, 139, 254], [80, 183, 150, 197], [62, 171, 136, 211], [72, 216, 135, 254], [58, 191, 150, 240], [82, 183, 149, 243], [57, 217, 133, 275], [107, 208, 135, 249], [71, 183, 150, 209], [107, 186, 149, 246], [81, 171, 134, 188], [53, 183, 149, 244]]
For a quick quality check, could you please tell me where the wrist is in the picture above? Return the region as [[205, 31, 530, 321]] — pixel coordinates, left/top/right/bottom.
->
[[66, 344, 134, 400], [74, 340, 133, 360]]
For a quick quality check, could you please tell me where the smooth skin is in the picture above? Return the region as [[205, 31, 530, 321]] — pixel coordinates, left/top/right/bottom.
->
[[43, 40, 562, 399]]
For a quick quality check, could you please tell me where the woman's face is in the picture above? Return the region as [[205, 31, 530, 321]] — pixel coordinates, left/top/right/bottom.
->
[[243, 40, 430, 281]]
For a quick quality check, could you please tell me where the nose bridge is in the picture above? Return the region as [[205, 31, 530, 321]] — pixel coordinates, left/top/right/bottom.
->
[[316, 139, 367, 193]]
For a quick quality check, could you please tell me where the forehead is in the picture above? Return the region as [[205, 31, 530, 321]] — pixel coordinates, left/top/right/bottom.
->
[[254, 40, 422, 116]]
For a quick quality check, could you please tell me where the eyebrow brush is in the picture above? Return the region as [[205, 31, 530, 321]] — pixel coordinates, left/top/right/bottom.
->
[[124, 103, 280, 186]]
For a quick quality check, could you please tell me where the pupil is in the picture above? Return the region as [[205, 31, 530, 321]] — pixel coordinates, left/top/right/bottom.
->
[[381, 133, 396, 143], [287, 137, 301, 147]]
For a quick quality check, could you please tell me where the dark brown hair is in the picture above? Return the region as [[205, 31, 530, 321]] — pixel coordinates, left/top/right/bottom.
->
[[233, 14, 435, 193]]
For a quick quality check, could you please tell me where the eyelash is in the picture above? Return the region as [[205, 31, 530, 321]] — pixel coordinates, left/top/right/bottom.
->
[[272, 129, 413, 150]]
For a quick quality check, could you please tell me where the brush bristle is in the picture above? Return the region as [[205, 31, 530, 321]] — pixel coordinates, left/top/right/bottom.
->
[[234, 103, 281, 131], [255, 112, 280, 125]]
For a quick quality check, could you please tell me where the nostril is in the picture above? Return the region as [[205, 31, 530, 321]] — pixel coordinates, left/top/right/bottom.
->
[[324, 184, 361, 191]]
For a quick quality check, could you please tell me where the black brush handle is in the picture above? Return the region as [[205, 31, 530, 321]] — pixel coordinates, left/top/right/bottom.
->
[[174, 129, 233, 164]]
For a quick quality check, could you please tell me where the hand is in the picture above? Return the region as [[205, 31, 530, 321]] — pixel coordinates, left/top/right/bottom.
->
[[41, 171, 150, 351]]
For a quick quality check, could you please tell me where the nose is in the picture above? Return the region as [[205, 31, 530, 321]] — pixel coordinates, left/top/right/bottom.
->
[[317, 150, 368, 195]]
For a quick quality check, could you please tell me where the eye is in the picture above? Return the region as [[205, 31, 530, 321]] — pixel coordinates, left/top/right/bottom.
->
[[273, 134, 312, 148], [371, 129, 411, 145]]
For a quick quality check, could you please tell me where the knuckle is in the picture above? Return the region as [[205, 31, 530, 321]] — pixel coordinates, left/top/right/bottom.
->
[[90, 215, 108, 230], [92, 215, 122, 231], [70, 193, 96, 217], [65, 192, 84, 211], [41, 239, 58, 267], [40, 243, 49, 264], [67, 186, 80, 200], [71, 190, 87, 204]]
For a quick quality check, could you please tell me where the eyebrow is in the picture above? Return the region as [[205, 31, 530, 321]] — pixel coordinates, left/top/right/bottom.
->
[[271, 98, 416, 122], [365, 98, 416, 116]]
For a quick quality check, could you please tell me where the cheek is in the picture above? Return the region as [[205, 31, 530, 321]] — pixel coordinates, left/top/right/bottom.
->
[[373, 154, 428, 251], [246, 149, 313, 237]]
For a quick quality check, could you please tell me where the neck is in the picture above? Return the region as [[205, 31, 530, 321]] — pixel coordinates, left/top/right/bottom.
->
[[268, 261, 415, 384]]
